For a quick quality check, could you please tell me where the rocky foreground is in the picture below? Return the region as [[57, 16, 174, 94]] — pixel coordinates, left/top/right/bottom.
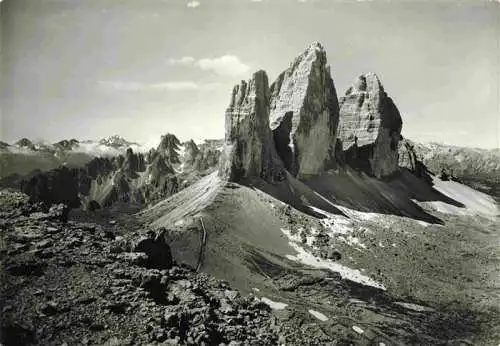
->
[[0, 190, 285, 346]]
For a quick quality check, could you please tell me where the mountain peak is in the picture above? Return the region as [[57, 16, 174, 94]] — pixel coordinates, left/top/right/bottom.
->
[[337, 73, 402, 178], [348, 73, 382, 94], [306, 41, 325, 52], [268, 41, 338, 177], [98, 135, 136, 148]]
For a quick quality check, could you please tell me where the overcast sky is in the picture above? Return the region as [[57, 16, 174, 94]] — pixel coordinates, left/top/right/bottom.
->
[[1, 0, 499, 148]]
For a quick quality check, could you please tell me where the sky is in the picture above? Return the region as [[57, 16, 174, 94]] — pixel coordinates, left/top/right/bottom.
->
[[1, 0, 499, 148]]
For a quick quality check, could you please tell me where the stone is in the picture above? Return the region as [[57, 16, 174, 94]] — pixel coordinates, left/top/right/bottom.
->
[[132, 231, 173, 270], [220, 70, 285, 183], [269, 42, 340, 178], [337, 73, 403, 178]]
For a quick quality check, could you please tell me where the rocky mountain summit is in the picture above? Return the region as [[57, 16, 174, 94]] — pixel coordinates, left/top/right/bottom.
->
[[222, 70, 285, 182], [182, 140, 220, 172], [337, 73, 403, 178], [221, 43, 404, 184], [98, 135, 139, 149], [269, 42, 339, 178]]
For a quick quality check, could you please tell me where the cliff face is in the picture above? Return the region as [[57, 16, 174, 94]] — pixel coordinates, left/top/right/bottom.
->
[[220, 43, 411, 184], [398, 137, 433, 184], [14, 134, 182, 210], [182, 140, 220, 172], [337, 73, 403, 178], [269, 42, 340, 178], [221, 70, 285, 183]]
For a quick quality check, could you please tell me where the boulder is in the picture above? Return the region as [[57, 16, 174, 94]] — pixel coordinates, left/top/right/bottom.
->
[[131, 231, 173, 269], [269, 42, 340, 178], [337, 73, 403, 178]]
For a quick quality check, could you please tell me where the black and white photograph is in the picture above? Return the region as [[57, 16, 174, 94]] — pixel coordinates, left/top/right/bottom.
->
[[1, 0, 499, 345]]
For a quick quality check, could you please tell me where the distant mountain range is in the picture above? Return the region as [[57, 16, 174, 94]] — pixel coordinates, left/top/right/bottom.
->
[[399, 138, 500, 197], [0, 135, 224, 179]]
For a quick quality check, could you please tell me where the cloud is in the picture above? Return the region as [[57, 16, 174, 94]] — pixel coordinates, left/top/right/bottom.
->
[[186, 1, 200, 8], [195, 56, 250, 77], [150, 81, 200, 90], [98, 80, 222, 92], [167, 55, 250, 77], [167, 56, 196, 66], [168, 56, 196, 66], [250, 0, 264, 2]]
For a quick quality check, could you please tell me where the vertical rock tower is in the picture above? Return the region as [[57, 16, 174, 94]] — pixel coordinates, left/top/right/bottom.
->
[[337, 73, 403, 178], [269, 42, 340, 179], [220, 70, 285, 182]]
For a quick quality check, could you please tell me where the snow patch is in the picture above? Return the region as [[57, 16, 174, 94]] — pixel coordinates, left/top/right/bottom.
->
[[423, 177, 498, 218], [308, 309, 328, 321], [260, 297, 288, 310], [281, 229, 386, 290], [352, 326, 364, 334], [394, 301, 435, 312], [309, 206, 368, 250]]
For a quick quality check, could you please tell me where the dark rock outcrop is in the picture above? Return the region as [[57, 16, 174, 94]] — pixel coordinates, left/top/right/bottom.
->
[[12, 143, 180, 210], [123, 147, 146, 176], [194, 147, 220, 171], [0, 190, 279, 346], [20, 166, 83, 208], [221, 70, 285, 182], [54, 139, 79, 151], [337, 73, 403, 178], [15, 138, 36, 151], [269, 42, 340, 178], [131, 231, 173, 270], [183, 140, 201, 168], [157, 134, 181, 165], [182, 140, 221, 172]]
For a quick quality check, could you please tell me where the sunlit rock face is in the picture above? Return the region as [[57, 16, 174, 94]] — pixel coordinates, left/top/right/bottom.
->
[[220, 70, 285, 182], [269, 42, 340, 179], [337, 73, 403, 178]]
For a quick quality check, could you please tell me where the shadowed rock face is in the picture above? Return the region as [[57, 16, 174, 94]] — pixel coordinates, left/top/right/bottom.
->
[[181, 140, 221, 173], [53, 139, 79, 151], [337, 73, 403, 178], [269, 42, 340, 178], [221, 70, 285, 182], [183, 140, 201, 168], [157, 134, 181, 164], [123, 147, 146, 176], [15, 138, 36, 151], [398, 137, 432, 183], [14, 144, 179, 210]]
